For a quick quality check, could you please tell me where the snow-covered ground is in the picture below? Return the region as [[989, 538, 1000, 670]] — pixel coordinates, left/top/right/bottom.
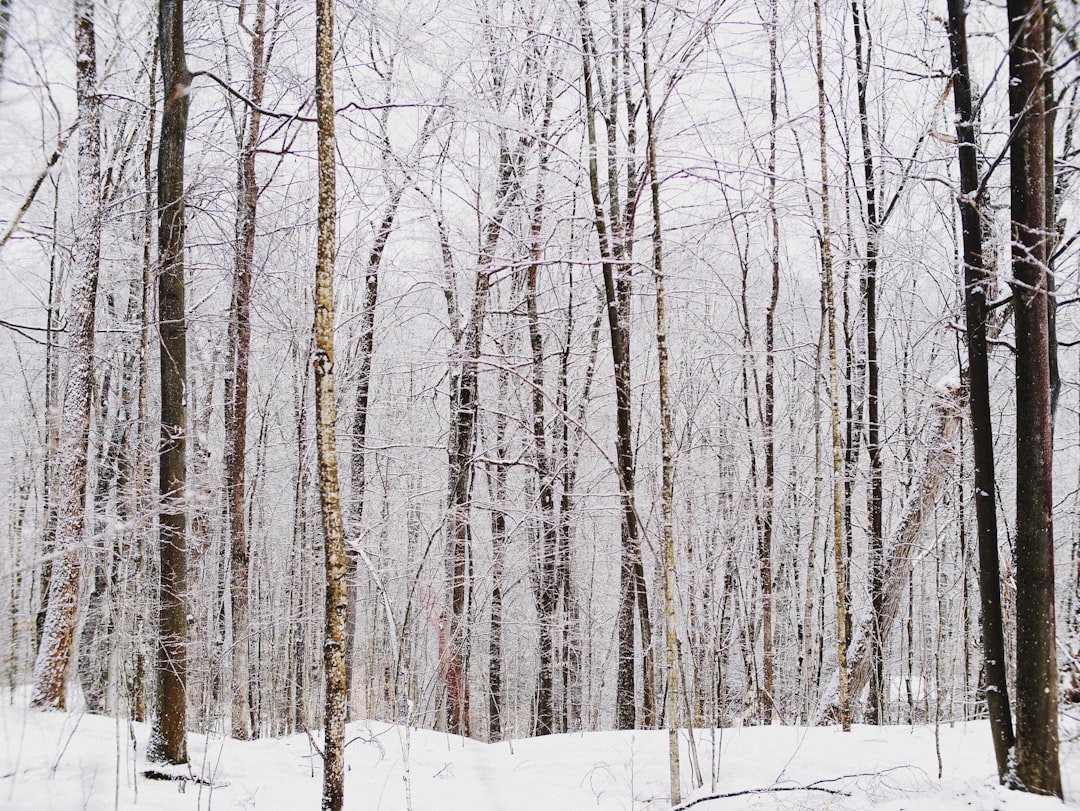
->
[[2, 692, 1078, 810]]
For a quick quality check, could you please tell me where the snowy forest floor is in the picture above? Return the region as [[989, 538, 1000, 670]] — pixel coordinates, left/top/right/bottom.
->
[[2, 690, 1079, 810]]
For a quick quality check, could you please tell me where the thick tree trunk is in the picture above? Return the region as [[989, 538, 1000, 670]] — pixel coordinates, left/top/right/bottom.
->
[[1008, 0, 1061, 796], [945, 0, 1016, 780], [148, 0, 191, 766], [31, 0, 101, 711], [314, 0, 347, 805]]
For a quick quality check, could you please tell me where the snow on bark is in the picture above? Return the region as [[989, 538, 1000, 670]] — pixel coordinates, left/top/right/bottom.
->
[[31, 0, 101, 711], [816, 376, 963, 723]]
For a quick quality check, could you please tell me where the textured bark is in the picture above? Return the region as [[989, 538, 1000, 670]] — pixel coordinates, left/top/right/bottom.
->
[[851, 0, 885, 726], [486, 394, 508, 741], [1008, 0, 1061, 796], [30, 0, 101, 710], [524, 70, 558, 736], [314, 0, 347, 805], [760, 0, 780, 723], [224, 0, 267, 742], [129, 40, 158, 724], [815, 0, 850, 731], [945, 0, 1016, 780], [148, 0, 191, 767]]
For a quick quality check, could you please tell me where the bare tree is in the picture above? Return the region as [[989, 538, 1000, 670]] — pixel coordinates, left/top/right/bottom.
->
[[944, 0, 1015, 781], [148, 0, 191, 767], [315, 0, 347, 804], [1008, 0, 1061, 796], [224, 0, 268, 742], [31, 0, 101, 711], [814, 0, 850, 732]]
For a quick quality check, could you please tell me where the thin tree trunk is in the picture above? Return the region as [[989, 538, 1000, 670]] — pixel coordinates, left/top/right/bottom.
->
[[577, 0, 652, 728], [224, 0, 267, 742], [944, 0, 1015, 779], [315, 0, 347, 804], [640, 2, 679, 797], [815, 0, 850, 731], [486, 393, 508, 741], [524, 69, 558, 736], [761, 0, 780, 723], [1008, 0, 1061, 795], [31, 0, 101, 711], [851, 0, 885, 725]]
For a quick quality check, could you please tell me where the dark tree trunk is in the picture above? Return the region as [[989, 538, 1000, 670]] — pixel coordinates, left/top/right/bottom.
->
[[945, 0, 1016, 781], [851, 0, 885, 726], [148, 0, 190, 766], [1008, 0, 1061, 796]]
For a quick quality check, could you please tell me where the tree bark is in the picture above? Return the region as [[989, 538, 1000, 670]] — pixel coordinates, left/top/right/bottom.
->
[[314, 0, 347, 805], [1008, 0, 1061, 795], [31, 0, 101, 711], [224, 0, 267, 742], [641, 1, 679, 797], [148, 0, 191, 766], [945, 0, 1016, 780], [851, 0, 885, 726], [815, 0, 850, 731]]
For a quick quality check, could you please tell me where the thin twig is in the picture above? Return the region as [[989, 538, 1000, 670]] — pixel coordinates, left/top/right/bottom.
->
[[673, 782, 849, 809]]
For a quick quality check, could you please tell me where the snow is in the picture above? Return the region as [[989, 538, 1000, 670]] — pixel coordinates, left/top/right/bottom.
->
[[2, 691, 1078, 810]]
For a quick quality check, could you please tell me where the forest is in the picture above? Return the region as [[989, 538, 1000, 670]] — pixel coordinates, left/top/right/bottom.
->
[[0, 0, 1078, 807]]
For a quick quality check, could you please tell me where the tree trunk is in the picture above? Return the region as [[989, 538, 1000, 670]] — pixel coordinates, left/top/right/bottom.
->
[[224, 0, 267, 742], [761, 0, 780, 723], [851, 0, 885, 726], [577, 0, 653, 728], [815, 0, 850, 731], [524, 73, 558, 736], [314, 0, 347, 805], [945, 0, 1016, 780], [148, 0, 191, 766], [31, 0, 101, 711], [1008, 0, 1061, 795], [641, 2, 679, 797]]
